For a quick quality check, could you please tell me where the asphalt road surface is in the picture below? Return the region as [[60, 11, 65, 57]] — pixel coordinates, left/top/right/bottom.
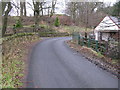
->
[[27, 37, 118, 88]]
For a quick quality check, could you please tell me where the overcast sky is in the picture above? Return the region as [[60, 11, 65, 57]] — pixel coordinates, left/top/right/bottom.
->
[[9, 0, 118, 16]]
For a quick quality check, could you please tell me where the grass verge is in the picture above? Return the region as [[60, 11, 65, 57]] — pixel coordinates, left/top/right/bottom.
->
[[1, 33, 40, 88], [66, 40, 119, 77], [56, 25, 92, 34]]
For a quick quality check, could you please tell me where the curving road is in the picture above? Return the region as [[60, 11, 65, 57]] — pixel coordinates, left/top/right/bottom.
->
[[27, 37, 118, 88]]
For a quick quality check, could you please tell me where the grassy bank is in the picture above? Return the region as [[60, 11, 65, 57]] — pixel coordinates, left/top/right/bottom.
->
[[1, 33, 40, 88], [67, 40, 119, 77], [55, 25, 92, 34]]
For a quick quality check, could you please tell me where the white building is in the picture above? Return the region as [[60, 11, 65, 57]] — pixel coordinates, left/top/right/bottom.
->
[[94, 16, 120, 41]]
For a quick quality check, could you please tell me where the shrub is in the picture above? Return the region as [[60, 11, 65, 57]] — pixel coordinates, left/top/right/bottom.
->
[[15, 20, 23, 28], [31, 24, 35, 27], [54, 17, 60, 27], [41, 25, 45, 29]]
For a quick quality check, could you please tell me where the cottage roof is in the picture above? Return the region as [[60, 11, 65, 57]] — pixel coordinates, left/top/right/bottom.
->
[[109, 16, 120, 28], [95, 16, 120, 31]]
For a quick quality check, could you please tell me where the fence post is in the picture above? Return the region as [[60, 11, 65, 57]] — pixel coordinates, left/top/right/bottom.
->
[[72, 33, 73, 41], [78, 35, 80, 45], [72, 32, 75, 42], [88, 38, 90, 47], [105, 41, 108, 56], [95, 40, 98, 52], [118, 42, 120, 59], [82, 38, 84, 46]]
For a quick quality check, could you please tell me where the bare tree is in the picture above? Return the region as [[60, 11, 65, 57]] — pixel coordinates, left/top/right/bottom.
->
[[50, 0, 57, 17], [65, 2, 105, 27], [11, 1, 20, 16], [20, 1, 26, 16], [32, 1, 40, 31], [27, 0, 58, 31], [27, 0, 57, 17], [23, 1, 26, 16], [2, 1, 12, 37], [20, 2, 23, 16]]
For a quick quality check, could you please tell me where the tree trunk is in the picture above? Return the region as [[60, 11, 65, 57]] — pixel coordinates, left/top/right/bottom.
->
[[23, 1, 26, 16], [2, 2, 12, 37], [20, 2, 23, 16], [48, 8, 50, 16], [33, 2, 40, 32], [40, 3, 43, 16], [16, 2, 19, 16], [41, 9, 43, 16], [50, 0, 57, 17]]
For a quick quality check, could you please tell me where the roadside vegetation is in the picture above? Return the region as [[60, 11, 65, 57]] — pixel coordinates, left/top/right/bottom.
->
[[55, 25, 92, 34], [67, 40, 119, 77], [2, 33, 40, 88], [54, 17, 60, 27]]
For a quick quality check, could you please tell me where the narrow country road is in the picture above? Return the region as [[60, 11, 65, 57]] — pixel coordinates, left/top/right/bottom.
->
[[27, 37, 118, 88]]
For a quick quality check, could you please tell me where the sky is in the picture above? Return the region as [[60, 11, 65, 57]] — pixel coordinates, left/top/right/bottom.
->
[[9, 0, 118, 16]]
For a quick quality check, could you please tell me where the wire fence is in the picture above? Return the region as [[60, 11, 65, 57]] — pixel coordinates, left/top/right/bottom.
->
[[72, 32, 119, 59]]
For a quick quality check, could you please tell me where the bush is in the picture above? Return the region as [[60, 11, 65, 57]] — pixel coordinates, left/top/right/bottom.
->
[[31, 24, 35, 27], [14, 20, 23, 28], [40, 25, 45, 29], [54, 17, 60, 27]]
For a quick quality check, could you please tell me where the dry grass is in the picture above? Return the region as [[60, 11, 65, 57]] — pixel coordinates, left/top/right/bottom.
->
[[1, 34, 40, 88], [55, 25, 92, 34]]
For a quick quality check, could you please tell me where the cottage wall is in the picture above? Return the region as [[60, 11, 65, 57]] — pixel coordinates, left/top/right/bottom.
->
[[101, 32, 110, 41], [94, 31, 99, 40]]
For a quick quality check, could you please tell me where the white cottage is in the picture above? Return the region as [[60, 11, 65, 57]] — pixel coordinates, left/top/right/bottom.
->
[[94, 16, 120, 41]]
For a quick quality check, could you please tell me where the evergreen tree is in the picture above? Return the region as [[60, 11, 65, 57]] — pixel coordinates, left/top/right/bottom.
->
[[54, 17, 60, 27]]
